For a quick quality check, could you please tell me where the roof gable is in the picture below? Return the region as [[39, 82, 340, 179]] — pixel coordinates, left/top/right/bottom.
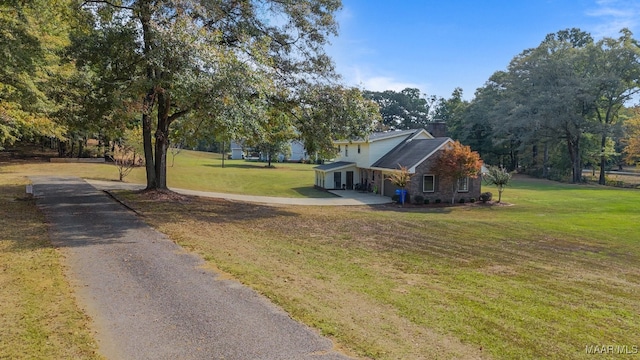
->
[[370, 137, 452, 172], [333, 128, 434, 144]]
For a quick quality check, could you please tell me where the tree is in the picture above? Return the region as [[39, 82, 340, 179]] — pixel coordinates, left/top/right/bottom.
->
[[112, 127, 143, 181], [364, 88, 436, 130], [432, 141, 482, 204], [483, 165, 512, 203], [296, 85, 380, 159], [0, 0, 77, 149], [432, 87, 468, 139], [386, 165, 412, 205], [622, 111, 640, 165], [78, 0, 359, 191], [588, 29, 640, 184]]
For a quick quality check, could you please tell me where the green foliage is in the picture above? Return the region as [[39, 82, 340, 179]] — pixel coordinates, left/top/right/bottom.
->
[[483, 165, 512, 203], [364, 88, 436, 130], [479, 192, 493, 203], [457, 28, 640, 185]]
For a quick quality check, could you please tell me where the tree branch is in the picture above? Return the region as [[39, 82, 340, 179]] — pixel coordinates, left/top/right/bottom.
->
[[82, 0, 134, 11]]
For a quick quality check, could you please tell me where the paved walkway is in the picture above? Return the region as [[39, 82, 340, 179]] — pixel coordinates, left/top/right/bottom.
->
[[31, 176, 351, 360], [86, 179, 392, 206]]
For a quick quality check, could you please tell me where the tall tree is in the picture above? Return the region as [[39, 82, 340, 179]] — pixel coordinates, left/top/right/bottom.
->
[[0, 0, 77, 149], [588, 29, 640, 184], [364, 88, 435, 130], [78, 0, 363, 191], [433, 87, 468, 139], [622, 109, 640, 165]]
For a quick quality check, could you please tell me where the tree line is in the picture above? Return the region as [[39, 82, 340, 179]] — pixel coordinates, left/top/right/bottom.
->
[[368, 28, 640, 185], [0, 0, 380, 190]]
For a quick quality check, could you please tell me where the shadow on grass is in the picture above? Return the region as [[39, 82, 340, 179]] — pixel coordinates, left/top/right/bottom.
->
[[367, 203, 454, 214], [202, 163, 271, 170], [118, 190, 300, 226]]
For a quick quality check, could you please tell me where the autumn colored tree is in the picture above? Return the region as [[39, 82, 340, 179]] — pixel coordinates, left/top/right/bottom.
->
[[432, 141, 482, 204], [623, 114, 640, 165], [386, 165, 412, 205]]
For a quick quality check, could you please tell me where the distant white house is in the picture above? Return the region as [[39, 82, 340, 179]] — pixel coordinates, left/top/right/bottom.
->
[[230, 141, 244, 160], [229, 139, 310, 162]]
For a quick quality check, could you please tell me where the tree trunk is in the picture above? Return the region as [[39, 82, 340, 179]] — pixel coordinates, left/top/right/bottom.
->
[[598, 133, 607, 185], [140, 2, 157, 190], [142, 112, 156, 189], [154, 90, 171, 190], [77, 139, 84, 158], [542, 142, 549, 179], [567, 133, 582, 183]]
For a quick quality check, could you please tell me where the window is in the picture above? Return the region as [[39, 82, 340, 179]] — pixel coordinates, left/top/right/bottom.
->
[[458, 177, 469, 192], [423, 175, 435, 192], [337, 145, 341, 153], [345, 145, 348, 157], [357, 144, 361, 154]]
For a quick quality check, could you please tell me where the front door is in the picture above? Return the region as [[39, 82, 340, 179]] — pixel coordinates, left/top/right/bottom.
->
[[334, 172, 342, 189], [346, 171, 354, 190]]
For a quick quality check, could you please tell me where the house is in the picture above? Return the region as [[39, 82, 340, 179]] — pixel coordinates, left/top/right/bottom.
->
[[313, 129, 481, 203], [230, 141, 244, 160]]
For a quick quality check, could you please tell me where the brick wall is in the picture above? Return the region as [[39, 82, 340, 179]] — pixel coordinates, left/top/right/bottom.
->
[[407, 150, 481, 203]]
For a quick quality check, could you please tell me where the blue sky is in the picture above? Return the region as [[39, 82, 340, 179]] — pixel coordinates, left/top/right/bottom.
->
[[326, 0, 640, 100]]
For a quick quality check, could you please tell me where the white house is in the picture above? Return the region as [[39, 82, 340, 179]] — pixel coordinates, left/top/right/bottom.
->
[[314, 129, 482, 202]]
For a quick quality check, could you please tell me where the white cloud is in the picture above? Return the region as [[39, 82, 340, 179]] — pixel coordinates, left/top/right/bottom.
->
[[360, 77, 424, 92], [586, 0, 640, 38], [340, 66, 430, 94]]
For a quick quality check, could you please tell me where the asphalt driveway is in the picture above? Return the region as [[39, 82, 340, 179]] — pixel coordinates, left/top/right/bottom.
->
[[31, 176, 350, 360]]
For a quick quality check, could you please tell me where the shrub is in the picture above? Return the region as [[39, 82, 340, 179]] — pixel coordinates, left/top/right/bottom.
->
[[424, 198, 430, 205], [459, 198, 465, 204], [434, 199, 441, 204], [470, 198, 476, 203], [414, 195, 424, 205], [480, 192, 493, 203]]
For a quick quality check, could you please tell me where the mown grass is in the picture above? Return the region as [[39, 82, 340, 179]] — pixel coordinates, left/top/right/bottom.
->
[[1, 149, 331, 197], [0, 175, 101, 359], [117, 177, 640, 360]]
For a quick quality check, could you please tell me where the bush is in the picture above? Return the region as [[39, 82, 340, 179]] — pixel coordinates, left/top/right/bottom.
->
[[424, 198, 430, 204], [480, 192, 493, 203], [459, 198, 465, 204], [414, 195, 424, 205], [470, 198, 476, 203], [434, 199, 441, 204]]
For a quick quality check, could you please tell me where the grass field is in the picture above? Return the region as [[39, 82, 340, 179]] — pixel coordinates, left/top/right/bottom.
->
[[1, 149, 332, 198], [116, 177, 640, 360], [2, 150, 639, 359], [0, 174, 101, 359]]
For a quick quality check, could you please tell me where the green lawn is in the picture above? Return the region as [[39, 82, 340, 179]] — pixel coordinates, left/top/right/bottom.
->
[[0, 174, 101, 359], [117, 176, 640, 360], [2, 150, 639, 359], [1, 149, 332, 197]]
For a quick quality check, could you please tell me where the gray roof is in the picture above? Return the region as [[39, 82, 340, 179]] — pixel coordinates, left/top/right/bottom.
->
[[314, 161, 356, 171], [371, 137, 451, 170], [334, 129, 420, 143], [367, 129, 419, 141]]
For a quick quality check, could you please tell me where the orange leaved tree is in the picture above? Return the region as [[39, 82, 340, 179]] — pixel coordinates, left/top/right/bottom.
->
[[386, 165, 413, 205], [432, 141, 482, 204]]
